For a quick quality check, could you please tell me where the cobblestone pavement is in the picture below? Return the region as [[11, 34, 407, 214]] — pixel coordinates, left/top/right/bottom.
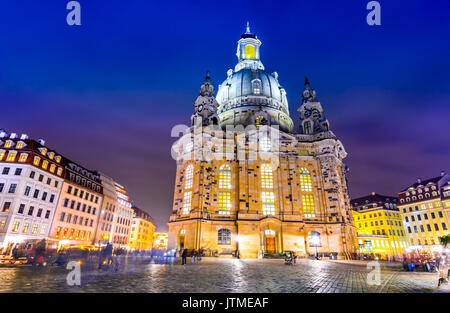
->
[[0, 258, 448, 293]]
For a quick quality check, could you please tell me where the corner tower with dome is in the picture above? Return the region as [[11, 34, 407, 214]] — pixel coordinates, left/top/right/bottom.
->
[[168, 25, 357, 259]]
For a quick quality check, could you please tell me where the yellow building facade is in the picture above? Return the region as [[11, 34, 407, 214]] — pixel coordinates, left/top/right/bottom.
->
[[351, 193, 407, 259], [129, 206, 155, 251], [398, 174, 450, 255], [168, 26, 357, 259]]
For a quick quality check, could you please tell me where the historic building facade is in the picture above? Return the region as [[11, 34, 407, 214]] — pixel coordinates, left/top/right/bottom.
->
[[49, 159, 103, 246], [398, 172, 450, 254], [351, 192, 407, 259], [129, 206, 155, 251], [168, 26, 357, 258], [0, 131, 64, 252]]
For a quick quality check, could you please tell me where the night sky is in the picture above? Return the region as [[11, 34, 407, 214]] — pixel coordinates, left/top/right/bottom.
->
[[1, 1, 449, 231]]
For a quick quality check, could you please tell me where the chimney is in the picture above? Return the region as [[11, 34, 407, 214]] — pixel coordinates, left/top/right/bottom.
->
[[20, 134, 29, 140], [441, 171, 445, 177], [417, 178, 421, 184], [9, 133, 17, 139], [37, 139, 46, 146]]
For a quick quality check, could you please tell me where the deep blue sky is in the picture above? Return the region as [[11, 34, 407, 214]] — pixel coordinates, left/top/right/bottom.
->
[[1, 1, 449, 230]]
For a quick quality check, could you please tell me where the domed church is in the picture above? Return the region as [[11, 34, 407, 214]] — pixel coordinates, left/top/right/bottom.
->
[[168, 24, 357, 258]]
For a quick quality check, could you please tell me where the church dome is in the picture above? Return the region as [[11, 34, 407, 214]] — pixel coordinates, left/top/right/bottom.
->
[[216, 24, 293, 133]]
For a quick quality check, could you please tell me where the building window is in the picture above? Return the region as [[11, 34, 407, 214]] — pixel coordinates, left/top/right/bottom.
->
[[261, 164, 273, 189], [244, 44, 255, 59], [182, 191, 192, 214], [12, 221, 20, 232], [300, 168, 313, 191], [33, 156, 40, 166], [22, 222, 29, 233], [6, 151, 17, 162], [185, 165, 193, 189], [218, 229, 231, 245], [252, 79, 261, 95], [219, 164, 231, 188], [303, 121, 312, 134], [262, 191, 275, 216], [8, 184, 17, 193], [218, 192, 231, 214], [302, 194, 316, 218], [19, 153, 28, 162], [32, 224, 38, 234], [2, 167, 10, 175]]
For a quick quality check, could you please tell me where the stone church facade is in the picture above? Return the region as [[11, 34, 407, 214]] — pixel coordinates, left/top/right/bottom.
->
[[168, 25, 357, 258]]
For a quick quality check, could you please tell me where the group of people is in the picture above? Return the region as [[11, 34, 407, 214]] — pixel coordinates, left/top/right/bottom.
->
[[180, 248, 203, 265]]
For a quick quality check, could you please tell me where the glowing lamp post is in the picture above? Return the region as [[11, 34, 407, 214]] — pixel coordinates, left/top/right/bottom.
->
[[309, 231, 321, 260]]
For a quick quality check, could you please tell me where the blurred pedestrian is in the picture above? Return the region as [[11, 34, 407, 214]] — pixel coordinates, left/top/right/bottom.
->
[[181, 248, 187, 265]]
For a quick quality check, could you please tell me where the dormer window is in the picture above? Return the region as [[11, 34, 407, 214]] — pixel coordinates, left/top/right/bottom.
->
[[252, 79, 261, 95], [33, 156, 41, 166], [48, 152, 55, 160], [19, 153, 28, 162], [4, 140, 13, 148], [55, 155, 61, 163], [16, 141, 25, 149], [40, 147, 47, 156], [6, 151, 17, 162]]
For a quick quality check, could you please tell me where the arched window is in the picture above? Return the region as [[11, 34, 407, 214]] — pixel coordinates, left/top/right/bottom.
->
[[261, 164, 273, 189], [300, 168, 312, 191], [184, 165, 193, 189], [218, 229, 231, 245], [303, 121, 312, 134], [244, 44, 255, 59], [252, 79, 261, 95], [219, 164, 231, 189]]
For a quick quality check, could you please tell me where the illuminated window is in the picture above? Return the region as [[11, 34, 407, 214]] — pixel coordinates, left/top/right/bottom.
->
[[57, 167, 63, 176], [185, 165, 193, 189], [16, 141, 25, 149], [42, 160, 48, 170], [48, 152, 54, 160], [182, 191, 192, 214], [260, 137, 271, 152], [31, 224, 38, 234], [244, 44, 255, 59], [0, 150, 5, 160], [33, 156, 41, 166], [12, 221, 20, 232], [218, 192, 231, 214], [6, 151, 17, 162], [22, 222, 30, 233], [302, 194, 316, 218], [261, 164, 273, 189], [300, 168, 313, 192], [40, 148, 47, 156], [4, 140, 13, 148], [50, 164, 56, 173], [218, 229, 231, 245], [262, 191, 275, 215], [19, 153, 28, 162], [55, 155, 61, 163], [219, 164, 231, 188], [252, 79, 261, 95]]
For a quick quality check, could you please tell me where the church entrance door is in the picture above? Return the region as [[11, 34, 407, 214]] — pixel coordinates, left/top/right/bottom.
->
[[265, 237, 276, 254]]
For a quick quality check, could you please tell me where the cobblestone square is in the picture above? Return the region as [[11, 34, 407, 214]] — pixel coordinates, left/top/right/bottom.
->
[[0, 258, 448, 293]]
